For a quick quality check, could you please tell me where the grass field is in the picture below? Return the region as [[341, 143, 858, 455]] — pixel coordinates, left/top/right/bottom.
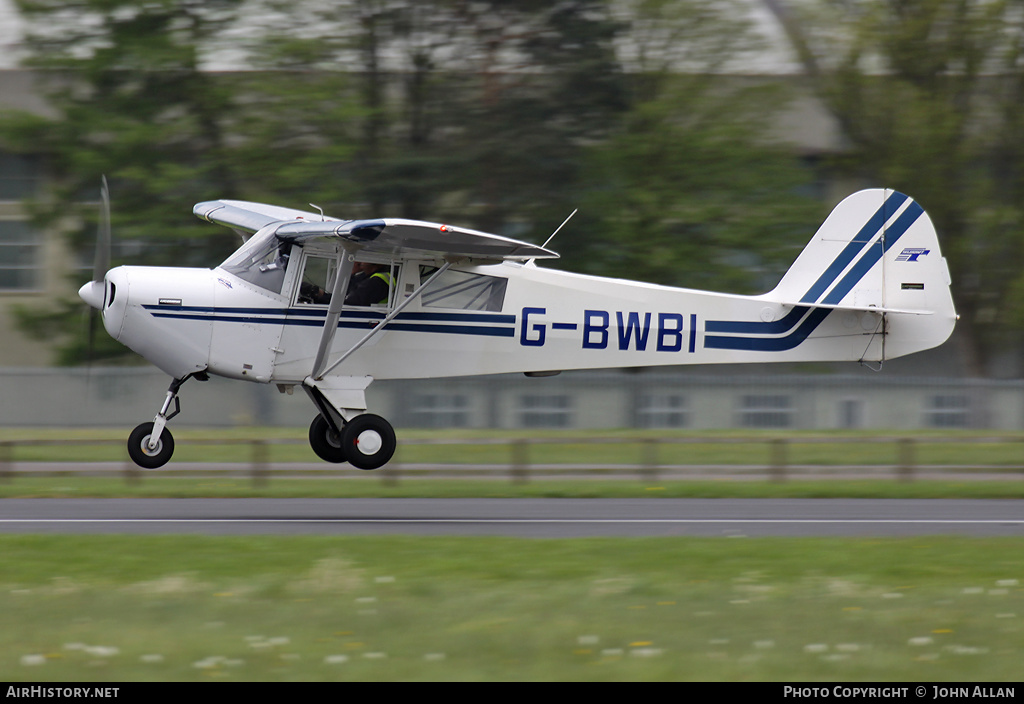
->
[[1, 535, 1021, 681], [1, 428, 1021, 681]]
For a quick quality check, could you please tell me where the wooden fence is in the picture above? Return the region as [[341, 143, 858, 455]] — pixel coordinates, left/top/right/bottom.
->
[[0, 435, 1022, 485]]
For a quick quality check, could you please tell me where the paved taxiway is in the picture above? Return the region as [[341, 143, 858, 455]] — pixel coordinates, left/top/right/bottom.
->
[[0, 498, 1022, 537]]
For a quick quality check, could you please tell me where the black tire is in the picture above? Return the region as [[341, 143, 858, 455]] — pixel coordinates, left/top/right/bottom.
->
[[341, 414, 396, 470], [308, 415, 348, 464], [127, 422, 174, 469]]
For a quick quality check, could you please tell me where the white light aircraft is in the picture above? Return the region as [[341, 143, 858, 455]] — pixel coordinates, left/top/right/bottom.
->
[[78, 187, 956, 469]]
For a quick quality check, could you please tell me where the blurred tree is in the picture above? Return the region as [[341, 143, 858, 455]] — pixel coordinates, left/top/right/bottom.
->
[[444, 0, 630, 235], [0, 0, 247, 363], [768, 0, 1024, 375], [245, 0, 630, 233], [1, 0, 247, 267], [0, 0, 827, 365], [564, 0, 824, 293]]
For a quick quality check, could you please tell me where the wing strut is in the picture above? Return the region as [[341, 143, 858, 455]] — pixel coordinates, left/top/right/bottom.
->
[[310, 248, 357, 380], [311, 261, 453, 381]]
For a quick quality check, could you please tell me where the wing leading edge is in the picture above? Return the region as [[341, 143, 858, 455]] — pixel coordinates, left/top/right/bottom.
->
[[195, 200, 559, 262]]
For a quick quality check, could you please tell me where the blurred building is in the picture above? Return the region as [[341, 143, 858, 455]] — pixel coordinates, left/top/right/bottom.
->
[[0, 72, 56, 366], [0, 367, 1019, 431]]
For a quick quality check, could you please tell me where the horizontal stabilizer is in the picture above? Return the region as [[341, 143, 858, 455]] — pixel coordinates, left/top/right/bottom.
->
[[775, 300, 934, 316]]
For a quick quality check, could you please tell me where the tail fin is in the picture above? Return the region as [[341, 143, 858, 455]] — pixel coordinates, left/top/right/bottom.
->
[[768, 189, 956, 361]]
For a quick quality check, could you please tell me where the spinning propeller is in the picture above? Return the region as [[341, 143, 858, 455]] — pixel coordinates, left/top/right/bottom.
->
[[78, 176, 112, 363], [79, 176, 111, 310]]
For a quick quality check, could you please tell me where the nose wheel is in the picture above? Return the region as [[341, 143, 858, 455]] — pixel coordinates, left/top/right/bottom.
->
[[127, 422, 175, 469]]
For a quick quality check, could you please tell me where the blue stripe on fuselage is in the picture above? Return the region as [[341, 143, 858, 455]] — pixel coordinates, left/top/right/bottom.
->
[[143, 305, 516, 338]]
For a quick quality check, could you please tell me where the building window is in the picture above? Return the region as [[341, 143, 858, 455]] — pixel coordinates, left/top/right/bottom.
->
[[0, 220, 41, 291], [636, 393, 689, 428], [924, 395, 970, 428], [0, 153, 40, 201], [407, 393, 470, 428], [838, 398, 864, 429], [518, 394, 571, 428], [739, 394, 792, 428]]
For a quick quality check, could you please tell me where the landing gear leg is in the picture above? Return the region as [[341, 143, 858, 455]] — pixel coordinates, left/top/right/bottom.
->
[[302, 378, 394, 470], [127, 376, 187, 469]]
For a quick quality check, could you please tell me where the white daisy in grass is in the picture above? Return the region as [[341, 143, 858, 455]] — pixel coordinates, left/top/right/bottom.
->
[[84, 646, 119, 657]]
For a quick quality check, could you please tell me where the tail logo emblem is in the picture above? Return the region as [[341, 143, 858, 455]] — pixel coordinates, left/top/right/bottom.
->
[[896, 248, 930, 262]]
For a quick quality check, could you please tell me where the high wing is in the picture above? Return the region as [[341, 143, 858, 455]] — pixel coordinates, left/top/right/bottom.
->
[[195, 200, 558, 262], [194, 200, 339, 234], [276, 218, 558, 262]]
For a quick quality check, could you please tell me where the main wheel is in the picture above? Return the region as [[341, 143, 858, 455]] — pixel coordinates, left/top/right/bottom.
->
[[127, 422, 175, 469], [341, 414, 396, 470], [308, 415, 348, 464]]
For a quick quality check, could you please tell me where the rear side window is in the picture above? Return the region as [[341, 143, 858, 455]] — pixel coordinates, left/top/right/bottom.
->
[[420, 268, 507, 312]]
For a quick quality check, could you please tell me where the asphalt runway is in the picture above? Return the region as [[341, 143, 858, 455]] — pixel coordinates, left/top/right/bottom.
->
[[0, 498, 1022, 537]]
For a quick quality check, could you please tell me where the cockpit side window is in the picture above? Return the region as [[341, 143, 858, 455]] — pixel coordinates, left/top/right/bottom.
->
[[220, 232, 291, 295], [296, 253, 400, 309], [296, 253, 337, 305]]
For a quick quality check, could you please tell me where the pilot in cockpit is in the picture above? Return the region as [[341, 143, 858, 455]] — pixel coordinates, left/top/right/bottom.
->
[[300, 261, 393, 306]]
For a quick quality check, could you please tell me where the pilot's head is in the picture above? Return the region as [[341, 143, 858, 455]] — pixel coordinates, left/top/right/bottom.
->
[[354, 261, 382, 274]]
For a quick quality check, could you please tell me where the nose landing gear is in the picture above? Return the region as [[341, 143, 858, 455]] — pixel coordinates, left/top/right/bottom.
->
[[126, 373, 204, 469], [127, 421, 175, 469]]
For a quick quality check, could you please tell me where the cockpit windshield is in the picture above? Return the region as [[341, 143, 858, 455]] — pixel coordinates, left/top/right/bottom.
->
[[219, 229, 292, 294]]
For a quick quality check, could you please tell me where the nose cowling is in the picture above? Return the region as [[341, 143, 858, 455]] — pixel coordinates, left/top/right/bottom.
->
[[94, 265, 214, 379]]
